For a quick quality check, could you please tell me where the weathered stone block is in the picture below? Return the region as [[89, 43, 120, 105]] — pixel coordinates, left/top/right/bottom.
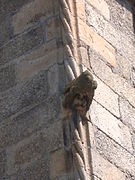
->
[[46, 16, 59, 42], [86, 0, 110, 20], [93, 128, 135, 177], [90, 101, 133, 153], [0, 0, 31, 21], [105, 0, 134, 39], [6, 132, 43, 175], [41, 121, 64, 153], [79, 46, 90, 68], [116, 53, 132, 81], [119, 97, 135, 130], [0, 25, 44, 66], [78, 18, 117, 67], [13, 0, 55, 34], [75, 0, 87, 21], [0, 64, 16, 93], [0, 151, 6, 178], [0, 94, 60, 151], [0, 70, 48, 121], [93, 75, 120, 117], [0, 17, 12, 47], [6, 121, 63, 176], [17, 40, 58, 82], [47, 64, 59, 95], [91, 150, 126, 180], [86, 3, 135, 64], [50, 148, 67, 179], [58, 64, 66, 93], [17, 158, 49, 180], [89, 48, 135, 107]]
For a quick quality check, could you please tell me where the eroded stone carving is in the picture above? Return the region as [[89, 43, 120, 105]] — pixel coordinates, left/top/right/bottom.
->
[[62, 70, 97, 179], [63, 70, 97, 121]]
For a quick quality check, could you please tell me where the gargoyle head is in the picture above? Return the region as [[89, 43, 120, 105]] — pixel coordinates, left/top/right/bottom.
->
[[63, 70, 97, 112]]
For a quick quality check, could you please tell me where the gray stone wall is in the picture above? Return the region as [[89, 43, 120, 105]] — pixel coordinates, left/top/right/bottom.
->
[[0, 0, 65, 179]]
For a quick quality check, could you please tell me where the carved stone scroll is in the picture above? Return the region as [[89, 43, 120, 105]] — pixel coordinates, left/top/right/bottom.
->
[[59, 0, 80, 83]]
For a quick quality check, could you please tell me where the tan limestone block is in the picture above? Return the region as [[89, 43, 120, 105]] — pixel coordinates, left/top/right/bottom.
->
[[93, 75, 120, 117], [75, 0, 87, 22], [79, 47, 90, 68], [90, 53, 135, 107], [86, 0, 110, 20], [78, 19, 117, 67], [90, 101, 133, 153], [92, 150, 126, 180]]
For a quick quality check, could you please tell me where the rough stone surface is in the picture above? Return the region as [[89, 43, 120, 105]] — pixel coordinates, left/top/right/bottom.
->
[[0, 94, 60, 151], [105, 0, 134, 39], [93, 75, 120, 117], [93, 128, 135, 177], [86, 2, 135, 64], [89, 48, 135, 107], [79, 46, 90, 68], [91, 150, 126, 180], [13, 0, 57, 34], [6, 132, 43, 175], [6, 121, 63, 176], [17, 157, 49, 180], [41, 121, 64, 153], [50, 148, 67, 179], [17, 40, 58, 82], [48, 64, 59, 95], [0, 151, 6, 177], [0, 25, 44, 66], [0, 17, 12, 47], [115, 53, 132, 81], [119, 97, 135, 131], [0, 64, 16, 93], [86, 0, 110, 20], [90, 101, 133, 153], [0, 0, 32, 21], [78, 18, 117, 67], [0, 70, 48, 121]]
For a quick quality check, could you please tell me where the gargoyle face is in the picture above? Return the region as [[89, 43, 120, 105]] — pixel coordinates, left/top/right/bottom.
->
[[63, 70, 97, 111]]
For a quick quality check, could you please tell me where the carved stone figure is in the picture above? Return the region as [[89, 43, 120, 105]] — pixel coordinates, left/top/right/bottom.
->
[[63, 70, 97, 121]]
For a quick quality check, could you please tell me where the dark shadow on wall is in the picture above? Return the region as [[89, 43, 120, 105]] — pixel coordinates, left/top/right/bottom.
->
[[115, 0, 135, 33], [133, 10, 135, 34]]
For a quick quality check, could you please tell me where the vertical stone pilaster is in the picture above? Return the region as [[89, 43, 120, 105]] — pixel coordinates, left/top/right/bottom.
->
[[59, 2, 97, 179]]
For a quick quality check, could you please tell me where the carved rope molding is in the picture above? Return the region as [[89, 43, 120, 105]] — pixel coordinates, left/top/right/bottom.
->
[[59, 0, 97, 179], [59, 0, 79, 81]]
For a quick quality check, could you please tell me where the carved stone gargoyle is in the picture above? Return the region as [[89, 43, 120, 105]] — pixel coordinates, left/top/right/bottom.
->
[[63, 70, 97, 121]]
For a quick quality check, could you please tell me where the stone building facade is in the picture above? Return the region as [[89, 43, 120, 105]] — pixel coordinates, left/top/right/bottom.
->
[[0, 0, 135, 179]]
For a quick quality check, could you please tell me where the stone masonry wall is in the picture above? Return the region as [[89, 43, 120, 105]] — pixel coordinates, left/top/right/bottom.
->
[[0, 0, 66, 179], [0, 0, 135, 180], [84, 0, 135, 179]]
